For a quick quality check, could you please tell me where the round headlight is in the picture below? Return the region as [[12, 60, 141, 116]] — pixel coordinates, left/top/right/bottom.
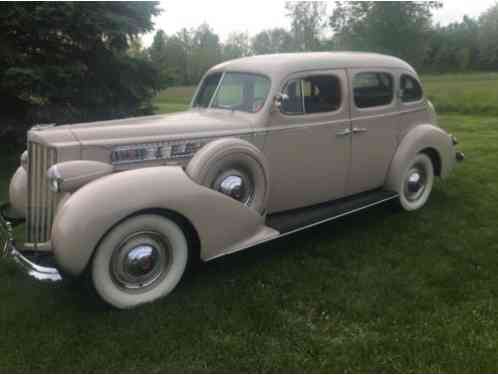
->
[[47, 165, 62, 193]]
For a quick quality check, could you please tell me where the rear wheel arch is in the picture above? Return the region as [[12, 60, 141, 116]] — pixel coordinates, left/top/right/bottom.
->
[[421, 147, 442, 177]]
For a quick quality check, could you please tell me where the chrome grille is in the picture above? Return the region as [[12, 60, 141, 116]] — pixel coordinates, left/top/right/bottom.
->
[[26, 142, 58, 244]]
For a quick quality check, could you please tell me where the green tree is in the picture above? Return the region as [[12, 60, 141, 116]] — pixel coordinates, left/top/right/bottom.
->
[[222, 32, 252, 60], [175, 28, 195, 84], [478, 3, 498, 70], [149, 30, 168, 70], [329, 1, 442, 68], [425, 16, 480, 72], [285, 1, 327, 51], [0, 2, 162, 139], [190, 23, 222, 83], [251, 28, 295, 55]]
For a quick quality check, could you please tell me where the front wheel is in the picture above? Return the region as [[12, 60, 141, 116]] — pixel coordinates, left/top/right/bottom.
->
[[398, 153, 434, 211], [92, 214, 189, 309]]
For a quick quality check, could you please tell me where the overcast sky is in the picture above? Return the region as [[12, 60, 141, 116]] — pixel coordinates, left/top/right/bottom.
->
[[142, 0, 497, 46]]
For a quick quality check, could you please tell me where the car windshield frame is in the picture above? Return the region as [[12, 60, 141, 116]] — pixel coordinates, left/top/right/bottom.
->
[[192, 72, 271, 114]]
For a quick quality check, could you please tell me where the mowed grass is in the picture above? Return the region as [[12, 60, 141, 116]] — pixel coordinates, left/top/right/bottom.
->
[[423, 72, 498, 117], [154, 86, 194, 114], [1, 74, 498, 372]]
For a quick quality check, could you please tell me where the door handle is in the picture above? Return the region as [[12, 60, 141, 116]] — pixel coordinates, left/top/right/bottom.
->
[[336, 128, 352, 137], [352, 127, 368, 134]]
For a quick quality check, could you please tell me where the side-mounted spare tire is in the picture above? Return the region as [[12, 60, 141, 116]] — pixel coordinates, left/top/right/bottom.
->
[[186, 138, 269, 215]]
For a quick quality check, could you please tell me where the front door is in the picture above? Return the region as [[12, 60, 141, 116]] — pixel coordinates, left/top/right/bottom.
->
[[347, 69, 399, 195], [263, 69, 351, 213]]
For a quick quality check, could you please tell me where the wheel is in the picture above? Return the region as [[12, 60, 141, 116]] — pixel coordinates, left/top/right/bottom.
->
[[92, 214, 189, 309], [186, 138, 269, 214], [398, 153, 434, 211]]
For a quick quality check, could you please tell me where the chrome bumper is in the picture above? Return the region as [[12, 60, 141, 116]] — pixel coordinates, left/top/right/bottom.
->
[[0, 203, 62, 282]]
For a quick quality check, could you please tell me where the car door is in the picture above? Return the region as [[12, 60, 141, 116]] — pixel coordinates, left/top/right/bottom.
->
[[263, 69, 351, 213], [347, 69, 399, 195]]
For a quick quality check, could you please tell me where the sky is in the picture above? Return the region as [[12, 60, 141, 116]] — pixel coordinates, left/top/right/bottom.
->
[[142, 0, 497, 46]]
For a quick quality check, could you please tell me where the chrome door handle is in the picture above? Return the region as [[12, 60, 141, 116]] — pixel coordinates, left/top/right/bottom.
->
[[352, 127, 368, 134], [336, 128, 352, 137]]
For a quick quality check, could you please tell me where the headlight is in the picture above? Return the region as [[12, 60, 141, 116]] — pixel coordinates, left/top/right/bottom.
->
[[46, 161, 113, 193], [47, 165, 63, 193]]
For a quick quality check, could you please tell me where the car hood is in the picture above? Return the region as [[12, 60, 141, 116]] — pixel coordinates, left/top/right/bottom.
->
[[29, 109, 255, 148]]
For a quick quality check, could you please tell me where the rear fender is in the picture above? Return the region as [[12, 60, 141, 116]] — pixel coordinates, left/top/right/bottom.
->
[[385, 124, 454, 192], [52, 166, 267, 275]]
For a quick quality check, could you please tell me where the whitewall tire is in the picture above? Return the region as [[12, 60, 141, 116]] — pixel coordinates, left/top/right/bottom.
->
[[398, 153, 434, 211], [92, 214, 188, 309]]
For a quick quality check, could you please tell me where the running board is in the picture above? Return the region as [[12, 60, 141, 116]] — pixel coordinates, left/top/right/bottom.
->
[[205, 190, 398, 261], [267, 190, 399, 235]]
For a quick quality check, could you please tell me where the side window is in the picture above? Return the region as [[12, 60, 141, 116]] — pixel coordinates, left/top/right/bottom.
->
[[281, 79, 304, 114], [281, 75, 341, 115], [303, 75, 341, 114], [400, 74, 423, 103], [353, 72, 394, 108]]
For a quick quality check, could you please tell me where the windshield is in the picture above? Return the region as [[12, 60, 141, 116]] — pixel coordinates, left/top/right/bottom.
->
[[193, 72, 271, 113]]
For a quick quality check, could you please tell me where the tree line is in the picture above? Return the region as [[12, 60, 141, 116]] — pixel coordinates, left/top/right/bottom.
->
[[148, 1, 498, 87], [1, 1, 497, 142]]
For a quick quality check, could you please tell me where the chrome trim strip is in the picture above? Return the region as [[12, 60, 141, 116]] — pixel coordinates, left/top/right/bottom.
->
[[205, 193, 399, 262]]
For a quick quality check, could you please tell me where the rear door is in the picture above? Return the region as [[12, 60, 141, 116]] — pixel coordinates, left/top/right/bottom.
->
[[347, 69, 399, 195]]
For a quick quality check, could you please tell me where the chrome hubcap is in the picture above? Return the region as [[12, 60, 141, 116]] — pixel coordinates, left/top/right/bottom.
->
[[214, 169, 254, 205], [404, 166, 427, 202], [111, 232, 170, 290], [219, 175, 245, 201], [124, 245, 159, 278]]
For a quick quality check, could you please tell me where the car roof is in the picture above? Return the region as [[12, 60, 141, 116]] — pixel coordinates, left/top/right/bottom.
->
[[209, 52, 416, 79]]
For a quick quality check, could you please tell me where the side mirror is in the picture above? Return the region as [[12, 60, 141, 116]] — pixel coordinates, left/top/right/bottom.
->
[[273, 93, 289, 109]]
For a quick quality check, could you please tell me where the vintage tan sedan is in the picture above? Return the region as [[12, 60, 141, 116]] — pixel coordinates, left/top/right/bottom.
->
[[1, 52, 464, 308]]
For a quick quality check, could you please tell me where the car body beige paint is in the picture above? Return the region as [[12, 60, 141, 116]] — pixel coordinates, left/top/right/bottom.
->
[[9, 167, 28, 218], [7, 52, 459, 276], [51, 166, 278, 275]]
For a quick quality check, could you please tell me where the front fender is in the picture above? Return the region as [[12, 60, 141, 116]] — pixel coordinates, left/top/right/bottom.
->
[[52, 166, 267, 275], [385, 124, 454, 192]]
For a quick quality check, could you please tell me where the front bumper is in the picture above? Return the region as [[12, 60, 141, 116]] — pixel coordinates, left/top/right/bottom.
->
[[0, 203, 62, 282]]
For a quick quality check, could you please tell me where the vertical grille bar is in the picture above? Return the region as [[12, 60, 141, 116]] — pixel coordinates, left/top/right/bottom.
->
[[26, 141, 58, 245]]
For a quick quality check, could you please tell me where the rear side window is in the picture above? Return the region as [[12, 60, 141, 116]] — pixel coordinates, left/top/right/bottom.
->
[[353, 72, 394, 108], [281, 75, 342, 115], [400, 74, 423, 103]]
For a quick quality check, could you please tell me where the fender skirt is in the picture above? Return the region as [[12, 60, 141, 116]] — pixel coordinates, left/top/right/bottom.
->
[[52, 166, 277, 276]]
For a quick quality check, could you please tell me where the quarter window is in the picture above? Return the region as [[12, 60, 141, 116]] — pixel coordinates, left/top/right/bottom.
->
[[353, 72, 394, 108], [400, 74, 423, 103], [281, 75, 341, 115]]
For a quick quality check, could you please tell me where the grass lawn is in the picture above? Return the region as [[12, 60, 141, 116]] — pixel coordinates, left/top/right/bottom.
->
[[1, 74, 498, 372]]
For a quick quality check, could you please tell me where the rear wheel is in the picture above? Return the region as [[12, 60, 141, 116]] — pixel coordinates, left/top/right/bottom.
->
[[398, 153, 434, 211], [92, 214, 188, 309]]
